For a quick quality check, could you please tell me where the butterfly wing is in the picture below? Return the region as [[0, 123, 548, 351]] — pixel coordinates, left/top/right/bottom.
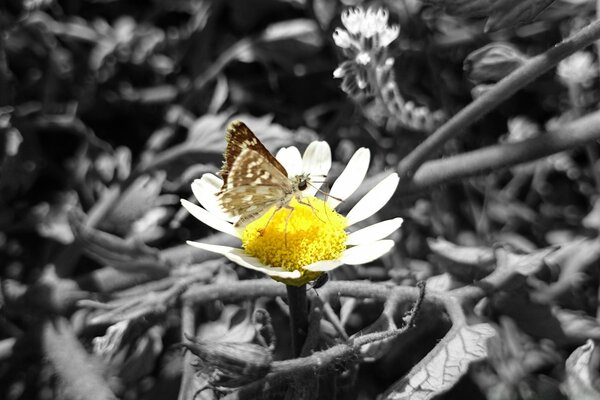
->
[[219, 148, 293, 227], [220, 120, 288, 190]]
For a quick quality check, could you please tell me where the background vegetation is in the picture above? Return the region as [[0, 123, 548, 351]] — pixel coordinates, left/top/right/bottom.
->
[[1, 0, 600, 399]]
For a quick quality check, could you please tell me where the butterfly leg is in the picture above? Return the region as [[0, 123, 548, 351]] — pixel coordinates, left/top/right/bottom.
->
[[297, 199, 326, 224], [258, 207, 281, 236], [282, 205, 297, 246]]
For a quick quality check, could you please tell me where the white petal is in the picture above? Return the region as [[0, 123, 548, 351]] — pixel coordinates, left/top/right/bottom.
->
[[303, 141, 332, 177], [346, 217, 403, 246], [225, 249, 302, 279], [181, 199, 239, 237], [345, 173, 399, 227], [341, 240, 395, 265], [185, 242, 302, 279], [302, 141, 331, 196], [303, 260, 342, 272], [275, 146, 302, 177], [191, 175, 234, 222], [186, 241, 237, 255], [328, 148, 370, 209]]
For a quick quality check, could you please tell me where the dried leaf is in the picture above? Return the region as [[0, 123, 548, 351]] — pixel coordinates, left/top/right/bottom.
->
[[564, 340, 600, 400], [382, 323, 496, 399]]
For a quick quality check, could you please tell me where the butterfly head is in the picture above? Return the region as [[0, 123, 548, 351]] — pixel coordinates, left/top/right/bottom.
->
[[291, 172, 311, 194]]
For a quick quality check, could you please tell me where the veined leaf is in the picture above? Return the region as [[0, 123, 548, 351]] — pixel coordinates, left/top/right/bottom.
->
[[381, 323, 496, 400]]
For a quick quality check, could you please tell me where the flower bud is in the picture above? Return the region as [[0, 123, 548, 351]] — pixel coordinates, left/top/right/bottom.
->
[[183, 340, 272, 389], [464, 43, 528, 84]]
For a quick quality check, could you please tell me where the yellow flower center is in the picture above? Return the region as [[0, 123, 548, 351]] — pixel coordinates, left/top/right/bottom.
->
[[241, 197, 347, 286]]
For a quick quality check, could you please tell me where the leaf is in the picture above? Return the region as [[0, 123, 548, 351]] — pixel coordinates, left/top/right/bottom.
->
[[564, 340, 600, 400], [496, 245, 558, 276], [420, 0, 493, 17], [69, 209, 166, 272], [553, 308, 600, 343], [582, 197, 600, 230], [493, 291, 568, 344], [428, 238, 495, 266], [427, 238, 495, 281], [101, 172, 166, 235], [381, 323, 496, 400], [196, 305, 257, 343], [485, 0, 557, 32]]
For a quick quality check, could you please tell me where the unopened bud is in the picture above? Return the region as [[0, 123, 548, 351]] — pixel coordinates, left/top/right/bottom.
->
[[464, 43, 527, 84], [183, 340, 272, 389]]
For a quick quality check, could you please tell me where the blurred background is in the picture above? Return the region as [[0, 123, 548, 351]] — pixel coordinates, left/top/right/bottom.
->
[[2, 0, 600, 399]]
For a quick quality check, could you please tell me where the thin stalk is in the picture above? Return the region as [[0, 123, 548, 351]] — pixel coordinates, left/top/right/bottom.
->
[[566, 81, 600, 193], [397, 109, 600, 195], [286, 284, 309, 357], [398, 18, 600, 179]]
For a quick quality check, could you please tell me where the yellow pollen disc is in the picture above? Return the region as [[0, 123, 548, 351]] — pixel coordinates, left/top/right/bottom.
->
[[241, 197, 347, 286]]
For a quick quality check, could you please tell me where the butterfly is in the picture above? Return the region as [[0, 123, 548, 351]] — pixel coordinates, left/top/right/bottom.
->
[[217, 120, 312, 227]]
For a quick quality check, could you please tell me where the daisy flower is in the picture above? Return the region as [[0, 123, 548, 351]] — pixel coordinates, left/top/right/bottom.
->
[[181, 142, 402, 287]]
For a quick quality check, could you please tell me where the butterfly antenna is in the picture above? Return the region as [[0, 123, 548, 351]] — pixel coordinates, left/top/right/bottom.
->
[[307, 181, 343, 203]]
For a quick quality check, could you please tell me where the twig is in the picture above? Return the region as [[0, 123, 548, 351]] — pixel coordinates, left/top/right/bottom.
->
[[397, 109, 600, 195], [397, 17, 600, 178]]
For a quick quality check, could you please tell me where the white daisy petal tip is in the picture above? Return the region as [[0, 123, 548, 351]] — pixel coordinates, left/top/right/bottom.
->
[[190, 174, 234, 223], [276, 146, 303, 177], [194, 173, 223, 190], [346, 217, 404, 246], [303, 141, 332, 177], [180, 199, 239, 237], [185, 241, 236, 255], [342, 240, 395, 265], [328, 147, 371, 208], [345, 172, 400, 227]]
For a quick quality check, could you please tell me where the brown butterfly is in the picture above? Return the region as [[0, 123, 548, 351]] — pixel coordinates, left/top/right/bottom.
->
[[217, 120, 311, 227]]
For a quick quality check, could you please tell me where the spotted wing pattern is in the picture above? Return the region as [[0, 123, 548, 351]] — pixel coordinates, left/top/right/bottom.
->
[[218, 148, 293, 227], [219, 120, 288, 191]]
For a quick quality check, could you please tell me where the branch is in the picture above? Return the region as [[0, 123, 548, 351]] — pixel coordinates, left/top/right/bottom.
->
[[398, 109, 600, 196], [397, 17, 600, 178]]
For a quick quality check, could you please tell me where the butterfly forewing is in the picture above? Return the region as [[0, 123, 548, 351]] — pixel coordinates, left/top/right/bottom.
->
[[220, 120, 288, 190], [219, 148, 293, 227]]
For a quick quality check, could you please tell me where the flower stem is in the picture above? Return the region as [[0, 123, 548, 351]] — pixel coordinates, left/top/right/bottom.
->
[[286, 284, 308, 357], [398, 17, 600, 179], [397, 109, 600, 195]]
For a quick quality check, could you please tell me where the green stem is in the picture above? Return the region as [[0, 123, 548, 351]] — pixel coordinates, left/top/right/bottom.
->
[[286, 284, 308, 357]]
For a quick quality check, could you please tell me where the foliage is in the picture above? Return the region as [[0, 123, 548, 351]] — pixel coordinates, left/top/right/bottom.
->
[[2, 0, 600, 399]]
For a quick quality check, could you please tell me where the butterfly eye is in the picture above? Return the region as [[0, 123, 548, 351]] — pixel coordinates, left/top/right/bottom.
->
[[298, 180, 308, 191]]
